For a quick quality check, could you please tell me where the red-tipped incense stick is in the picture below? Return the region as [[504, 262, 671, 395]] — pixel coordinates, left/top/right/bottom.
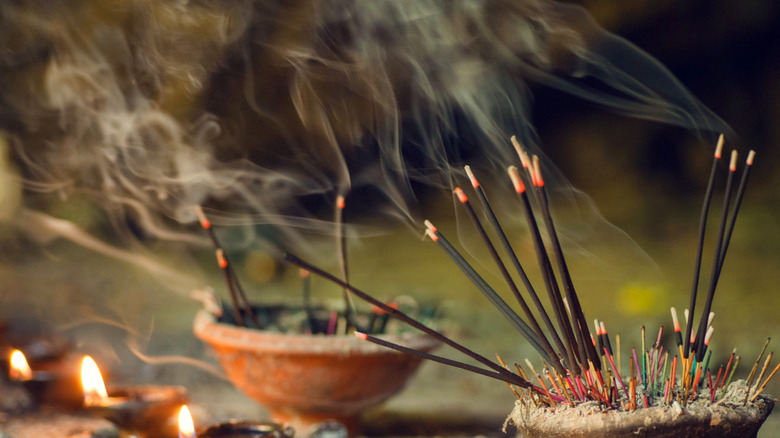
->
[[694, 150, 737, 361], [453, 183, 563, 374], [684, 135, 724, 359]]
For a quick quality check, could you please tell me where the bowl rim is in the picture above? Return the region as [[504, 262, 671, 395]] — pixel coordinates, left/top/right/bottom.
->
[[193, 309, 441, 354]]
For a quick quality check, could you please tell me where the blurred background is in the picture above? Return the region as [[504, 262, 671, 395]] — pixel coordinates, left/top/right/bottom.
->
[[1, 0, 779, 435]]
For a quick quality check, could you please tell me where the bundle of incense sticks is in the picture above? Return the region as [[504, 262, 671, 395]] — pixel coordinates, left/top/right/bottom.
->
[[286, 135, 777, 410], [197, 205, 417, 335]]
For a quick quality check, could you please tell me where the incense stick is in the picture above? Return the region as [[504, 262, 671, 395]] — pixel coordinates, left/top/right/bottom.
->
[[694, 150, 737, 361], [532, 158, 599, 371], [717, 150, 756, 278], [508, 165, 580, 374], [195, 207, 259, 327], [423, 221, 547, 356], [355, 332, 538, 391], [335, 195, 358, 333], [284, 252, 523, 380], [454, 185, 563, 373], [508, 166, 575, 366], [684, 135, 724, 359]]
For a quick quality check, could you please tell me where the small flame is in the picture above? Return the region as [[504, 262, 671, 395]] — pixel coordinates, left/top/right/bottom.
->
[[9, 350, 33, 381], [178, 405, 197, 438], [81, 356, 108, 404]]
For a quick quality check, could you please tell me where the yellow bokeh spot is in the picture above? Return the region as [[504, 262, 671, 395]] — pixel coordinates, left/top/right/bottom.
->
[[243, 250, 278, 284], [618, 283, 666, 315]]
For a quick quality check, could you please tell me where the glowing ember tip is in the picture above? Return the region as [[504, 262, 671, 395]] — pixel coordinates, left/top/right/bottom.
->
[[299, 268, 310, 278], [336, 195, 345, 210], [532, 156, 544, 187], [454, 187, 468, 203], [464, 165, 479, 188], [354, 331, 368, 340], [671, 307, 681, 331], [81, 356, 108, 403], [424, 229, 439, 242], [715, 134, 725, 159], [179, 405, 197, 438], [747, 150, 756, 166], [704, 326, 715, 345], [9, 350, 33, 381], [194, 206, 211, 229], [508, 166, 525, 193], [216, 249, 228, 269], [423, 220, 437, 233], [729, 150, 738, 171]]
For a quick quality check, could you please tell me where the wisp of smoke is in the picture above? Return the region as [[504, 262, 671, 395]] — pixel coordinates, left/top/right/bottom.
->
[[0, 0, 728, 257]]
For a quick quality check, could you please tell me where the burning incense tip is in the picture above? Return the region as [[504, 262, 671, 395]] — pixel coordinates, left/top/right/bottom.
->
[[216, 249, 228, 269], [372, 303, 398, 315], [454, 187, 468, 203], [729, 150, 738, 171], [715, 134, 724, 159], [704, 326, 715, 346], [532, 156, 544, 187], [671, 307, 681, 331], [299, 268, 310, 279], [424, 229, 439, 242], [354, 331, 368, 341], [336, 195, 346, 210], [194, 206, 212, 229], [464, 165, 479, 188], [424, 220, 437, 233], [508, 166, 526, 193], [747, 150, 756, 166]]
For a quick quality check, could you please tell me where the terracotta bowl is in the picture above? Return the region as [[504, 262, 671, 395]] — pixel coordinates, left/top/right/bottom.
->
[[193, 310, 440, 436]]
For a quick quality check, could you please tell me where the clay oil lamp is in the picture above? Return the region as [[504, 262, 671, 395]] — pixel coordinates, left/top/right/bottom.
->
[[8, 348, 83, 408], [178, 405, 295, 438], [81, 355, 189, 438]]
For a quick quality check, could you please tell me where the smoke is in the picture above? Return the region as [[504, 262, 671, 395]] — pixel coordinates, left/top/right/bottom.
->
[[0, 0, 728, 256]]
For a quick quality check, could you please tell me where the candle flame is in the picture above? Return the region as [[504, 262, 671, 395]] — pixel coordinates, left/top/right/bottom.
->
[[81, 355, 108, 404], [178, 405, 197, 438], [9, 350, 33, 381]]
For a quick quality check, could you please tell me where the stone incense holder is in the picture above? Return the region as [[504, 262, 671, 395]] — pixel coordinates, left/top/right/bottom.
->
[[506, 381, 775, 438]]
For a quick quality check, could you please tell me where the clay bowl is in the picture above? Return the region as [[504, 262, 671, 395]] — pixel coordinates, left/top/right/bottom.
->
[[508, 394, 775, 438], [193, 309, 440, 436]]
